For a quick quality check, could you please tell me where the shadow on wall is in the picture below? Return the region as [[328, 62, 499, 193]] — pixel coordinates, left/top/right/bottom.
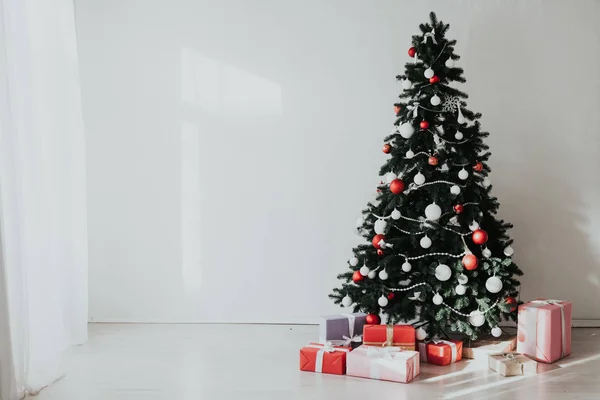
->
[[464, 1, 600, 318]]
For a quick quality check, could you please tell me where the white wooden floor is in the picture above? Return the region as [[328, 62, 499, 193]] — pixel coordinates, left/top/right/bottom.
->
[[34, 324, 600, 400]]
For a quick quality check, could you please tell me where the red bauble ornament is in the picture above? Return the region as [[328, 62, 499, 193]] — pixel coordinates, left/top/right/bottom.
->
[[393, 105, 401, 114], [473, 162, 484, 172], [462, 253, 479, 270], [429, 75, 440, 84], [377, 249, 384, 256], [365, 313, 381, 325], [408, 47, 416, 57], [505, 297, 518, 312], [382, 143, 392, 154], [387, 292, 395, 300], [352, 270, 364, 283], [420, 120, 430, 129], [428, 156, 439, 166], [472, 229, 489, 245], [372, 234, 386, 249], [454, 204, 464, 214], [389, 179, 405, 194]]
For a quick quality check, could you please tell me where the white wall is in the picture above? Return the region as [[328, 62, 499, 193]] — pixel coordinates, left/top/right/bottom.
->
[[75, 0, 600, 323]]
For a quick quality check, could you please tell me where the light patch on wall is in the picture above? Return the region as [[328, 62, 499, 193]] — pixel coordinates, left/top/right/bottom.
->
[[181, 121, 202, 292], [180, 47, 282, 115]]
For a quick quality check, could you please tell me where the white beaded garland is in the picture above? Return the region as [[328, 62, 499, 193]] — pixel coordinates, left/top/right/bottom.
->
[[413, 172, 426, 185], [433, 293, 443, 305], [425, 202, 442, 221], [341, 295, 353, 307], [399, 122, 415, 139], [378, 269, 388, 280], [391, 209, 401, 220], [486, 276, 503, 293], [458, 168, 469, 180], [435, 264, 452, 281], [378, 296, 389, 307], [504, 246, 514, 256], [450, 185, 461, 195], [430, 94, 441, 106], [359, 265, 370, 276], [402, 261, 412, 272], [424, 68, 434, 79], [420, 235, 432, 249]]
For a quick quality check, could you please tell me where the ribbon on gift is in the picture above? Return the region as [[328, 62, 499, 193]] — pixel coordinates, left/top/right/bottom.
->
[[383, 325, 395, 347], [420, 339, 457, 363], [423, 29, 438, 44], [528, 300, 567, 358], [363, 325, 414, 349], [367, 346, 402, 379], [306, 342, 349, 373]]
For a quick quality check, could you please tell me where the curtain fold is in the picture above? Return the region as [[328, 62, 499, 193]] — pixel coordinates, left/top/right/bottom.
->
[[0, 0, 88, 398]]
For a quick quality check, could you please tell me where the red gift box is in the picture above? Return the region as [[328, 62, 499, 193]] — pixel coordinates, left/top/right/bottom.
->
[[418, 340, 463, 366], [363, 325, 415, 350], [299, 342, 351, 375]]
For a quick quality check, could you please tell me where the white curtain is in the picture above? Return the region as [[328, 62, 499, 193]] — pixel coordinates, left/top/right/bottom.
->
[[0, 0, 88, 399]]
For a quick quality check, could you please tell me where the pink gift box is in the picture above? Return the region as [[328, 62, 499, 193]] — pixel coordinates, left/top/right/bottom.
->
[[346, 345, 420, 383], [517, 299, 572, 363]]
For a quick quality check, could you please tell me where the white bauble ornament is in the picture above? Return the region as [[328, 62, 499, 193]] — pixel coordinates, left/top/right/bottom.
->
[[435, 264, 452, 281], [425, 202, 442, 221], [457, 273, 468, 285], [368, 270, 377, 279], [469, 221, 480, 231], [482, 177, 491, 188], [450, 185, 461, 195], [356, 216, 365, 228], [430, 94, 441, 106], [416, 327, 428, 341], [374, 219, 388, 235], [433, 293, 443, 305], [349, 257, 359, 266], [359, 265, 370, 276], [455, 284, 466, 295], [341, 296, 353, 307], [402, 261, 412, 272], [469, 311, 485, 327], [458, 168, 469, 180], [424, 68, 434, 79], [445, 58, 455, 68], [386, 172, 398, 184], [482, 247, 492, 258], [491, 326, 503, 338], [504, 246, 514, 256], [457, 111, 466, 124], [405, 149, 415, 159], [413, 172, 426, 185], [420, 235, 432, 249], [378, 296, 389, 307], [455, 131, 464, 140], [486, 276, 503, 293], [402, 79, 412, 90], [391, 209, 401, 220], [399, 122, 415, 138], [378, 269, 388, 280]]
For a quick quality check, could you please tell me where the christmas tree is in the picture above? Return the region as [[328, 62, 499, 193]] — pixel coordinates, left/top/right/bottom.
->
[[330, 12, 523, 341]]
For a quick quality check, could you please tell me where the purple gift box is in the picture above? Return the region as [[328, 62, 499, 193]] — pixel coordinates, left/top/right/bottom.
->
[[319, 313, 367, 348]]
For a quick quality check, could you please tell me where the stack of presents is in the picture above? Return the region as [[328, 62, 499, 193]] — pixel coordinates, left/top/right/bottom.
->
[[299, 299, 571, 383]]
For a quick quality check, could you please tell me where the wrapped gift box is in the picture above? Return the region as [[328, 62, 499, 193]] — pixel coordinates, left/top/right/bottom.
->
[[319, 313, 366, 347], [462, 335, 517, 360], [418, 340, 463, 366], [517, 299, 572, 363], [299, 342, 351, 375], [363, 325, 415, 350], [489, 352, 539, 376], [346, 345, 420, 383]]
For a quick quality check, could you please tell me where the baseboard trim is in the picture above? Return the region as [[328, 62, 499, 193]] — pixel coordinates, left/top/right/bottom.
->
[[573, 319, 600, 328]]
